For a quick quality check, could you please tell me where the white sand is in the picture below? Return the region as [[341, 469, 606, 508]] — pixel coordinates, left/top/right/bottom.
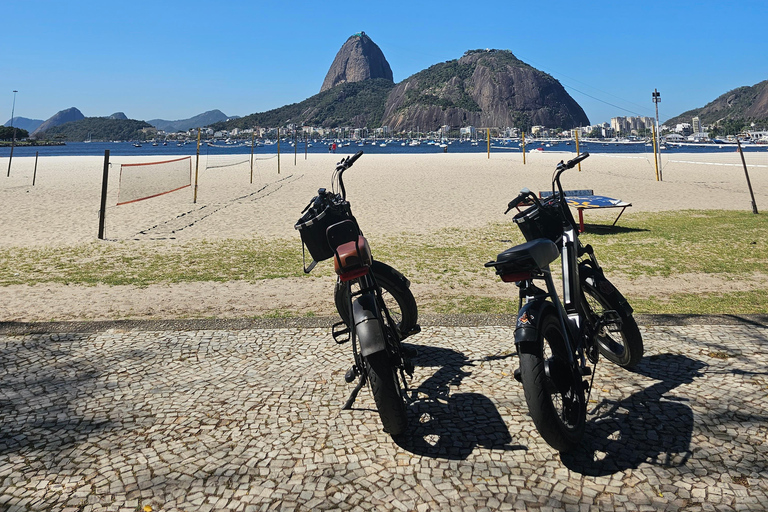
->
[[1, 149, 766, 321]]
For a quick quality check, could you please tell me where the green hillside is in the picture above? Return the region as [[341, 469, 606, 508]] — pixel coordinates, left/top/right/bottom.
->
[[214, 78, 395, 131], [38, 117, 156, 141]]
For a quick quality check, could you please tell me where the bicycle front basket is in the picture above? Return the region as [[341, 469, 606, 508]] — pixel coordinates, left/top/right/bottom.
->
[[295, 200, 354, 262], [512, 201, 564, 245]]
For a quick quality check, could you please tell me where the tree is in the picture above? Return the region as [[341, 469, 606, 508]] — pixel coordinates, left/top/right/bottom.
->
[[0, 126, 29, 140]]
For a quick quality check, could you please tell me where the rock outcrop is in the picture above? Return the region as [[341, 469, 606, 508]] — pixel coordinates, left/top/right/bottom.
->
[[320, 32, 393, 93], [31, 107, 85, 137], [381, 50, 589, 132]]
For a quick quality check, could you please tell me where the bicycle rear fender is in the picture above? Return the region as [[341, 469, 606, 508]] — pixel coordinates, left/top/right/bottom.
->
[[353, 293, 387, 357], [514, 299, 557, 353]]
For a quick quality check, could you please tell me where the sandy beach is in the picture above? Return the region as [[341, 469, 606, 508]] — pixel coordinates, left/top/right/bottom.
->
[[1, 149, 767, 322]]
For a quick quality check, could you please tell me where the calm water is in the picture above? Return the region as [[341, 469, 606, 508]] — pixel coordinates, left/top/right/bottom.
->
[[1, 139, 766, 158]]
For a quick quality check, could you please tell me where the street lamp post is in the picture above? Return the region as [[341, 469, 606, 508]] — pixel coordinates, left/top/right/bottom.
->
[[7, 90, 18, 177], [652, 88, 662, 181]]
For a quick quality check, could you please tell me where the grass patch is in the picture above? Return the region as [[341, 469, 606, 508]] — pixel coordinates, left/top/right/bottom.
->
[[0, 210, 765, 316], [0, 239, 335, 287], [578, 210, 768, 278]]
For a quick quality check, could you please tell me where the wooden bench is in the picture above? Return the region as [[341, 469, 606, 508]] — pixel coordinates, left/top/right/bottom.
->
[[538, 189, 632, 232]]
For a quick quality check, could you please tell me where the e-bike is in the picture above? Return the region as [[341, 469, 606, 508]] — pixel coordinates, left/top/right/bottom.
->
[[295, 151, 420, 436], [485, 152, 643, 452]]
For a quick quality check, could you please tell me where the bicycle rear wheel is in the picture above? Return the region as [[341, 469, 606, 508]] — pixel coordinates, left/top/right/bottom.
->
[[365, 350, 408, 436], [335, 260, 418, 338]]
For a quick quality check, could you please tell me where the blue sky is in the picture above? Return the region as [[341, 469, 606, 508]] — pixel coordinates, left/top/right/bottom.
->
[[3, 1, 766, 126]]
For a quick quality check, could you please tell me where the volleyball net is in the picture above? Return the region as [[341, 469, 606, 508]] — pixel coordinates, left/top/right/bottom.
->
[[116, 156, 192, 206]]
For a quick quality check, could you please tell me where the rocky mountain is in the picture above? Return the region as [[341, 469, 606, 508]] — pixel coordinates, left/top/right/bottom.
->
[[320, 32, 393, 93], [664, 80, 768, 128], [3, 116, 43, 133], [217, 37, 589, 133], [382, 50, 588, 132], [31, 107, 84, 137], [108, 112, 128, 120], [147, 109, 235, 133]]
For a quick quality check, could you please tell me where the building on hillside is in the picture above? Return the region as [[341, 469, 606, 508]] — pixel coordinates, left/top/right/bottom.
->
[[692, 116, 702, 134]]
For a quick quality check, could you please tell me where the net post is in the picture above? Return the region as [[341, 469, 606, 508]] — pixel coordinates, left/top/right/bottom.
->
[[652, 125, 660, 181], [277, 127, 281, 174], [250, 131, 255, 184], [194, 128, 201, 203], [737, 138, 759, 214], [98, 149, 110, 240], [33, 151, 39, 186], [487, 128, 490, 159], [522, 131, 526, 165], [575, 130, 581, 172]]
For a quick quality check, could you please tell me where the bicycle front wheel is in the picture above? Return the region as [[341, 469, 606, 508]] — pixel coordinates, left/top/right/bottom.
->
[[518, 312, 586, 452], [580, 265, 643, 369]]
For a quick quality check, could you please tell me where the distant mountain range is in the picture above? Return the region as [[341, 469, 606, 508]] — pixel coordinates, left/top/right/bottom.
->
[[3, 116, 44, 133], [147, 110, 237, 132], [29, 108, 240, 141]]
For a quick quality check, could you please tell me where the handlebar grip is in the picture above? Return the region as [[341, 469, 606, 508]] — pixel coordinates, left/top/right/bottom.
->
[[347, 150, 364, 166], [504, 188, 535, 214], [566, 152, 590, 169]]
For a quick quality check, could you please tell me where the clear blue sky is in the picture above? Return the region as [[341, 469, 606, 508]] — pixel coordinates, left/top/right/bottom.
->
[[3, 1, 766, 126]]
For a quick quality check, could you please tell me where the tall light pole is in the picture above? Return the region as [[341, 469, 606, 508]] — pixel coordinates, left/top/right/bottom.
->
[[652, 88, 662, 181]]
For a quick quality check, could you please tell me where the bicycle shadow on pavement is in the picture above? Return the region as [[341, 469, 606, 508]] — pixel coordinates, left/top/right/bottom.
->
[[394, 343, 526, 460], [560, 353, 706, 476]]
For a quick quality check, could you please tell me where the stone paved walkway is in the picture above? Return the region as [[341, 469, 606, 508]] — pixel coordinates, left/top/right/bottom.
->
[[1, 317, 766, 511]]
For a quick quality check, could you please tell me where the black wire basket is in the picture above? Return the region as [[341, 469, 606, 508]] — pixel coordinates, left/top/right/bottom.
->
[[512, 199, 565, 245], [295, 200, 355, 262]]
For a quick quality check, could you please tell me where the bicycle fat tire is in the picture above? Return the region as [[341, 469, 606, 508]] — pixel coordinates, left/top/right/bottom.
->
[[518, 312, 586, 452], [365, 350, 408, 436], [335, 260, 418, 337], [580, 265, 644, 369]]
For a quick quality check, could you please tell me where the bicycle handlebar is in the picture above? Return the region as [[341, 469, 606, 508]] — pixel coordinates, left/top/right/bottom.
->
[[334, 150, 364, 200]]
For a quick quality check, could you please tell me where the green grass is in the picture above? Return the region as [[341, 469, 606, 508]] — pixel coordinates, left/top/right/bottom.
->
[[0, 238, 328, 287], [0, 210, 766, 316]]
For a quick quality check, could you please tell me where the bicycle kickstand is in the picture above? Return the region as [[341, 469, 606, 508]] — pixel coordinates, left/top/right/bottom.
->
[[342, 374, 366, 410]]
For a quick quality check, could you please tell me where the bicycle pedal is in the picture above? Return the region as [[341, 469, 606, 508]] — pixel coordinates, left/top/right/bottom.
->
[[513, 368, 522, 383], [580, 366, 592, 376], [331, 321, 350, 344], [407, 324, 422, 336], [344, 366, 358, 383]]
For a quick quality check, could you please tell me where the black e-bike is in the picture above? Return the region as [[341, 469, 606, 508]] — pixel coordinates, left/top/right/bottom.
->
[[295, 151, 420, 436], [486, 152, 643, 452]]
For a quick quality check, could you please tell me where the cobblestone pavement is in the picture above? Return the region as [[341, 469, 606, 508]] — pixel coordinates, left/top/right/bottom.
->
[[1, 318, 767, 511]]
